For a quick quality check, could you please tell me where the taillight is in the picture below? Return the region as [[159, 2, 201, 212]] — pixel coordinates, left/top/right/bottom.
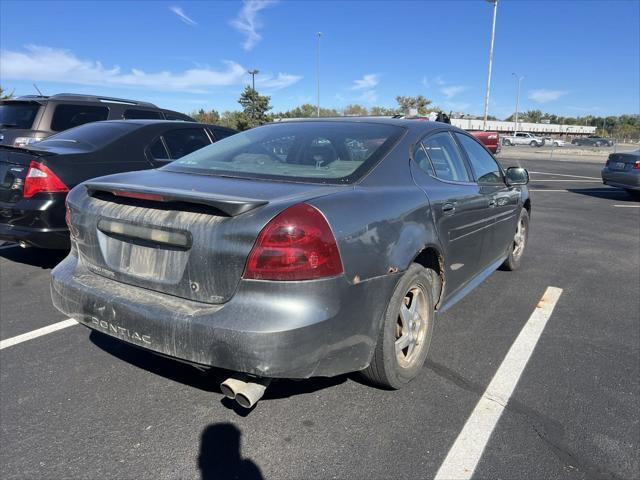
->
[[243, 203, 343, 281], [23, 161, 69, 198], [634, 161, 640, 170]]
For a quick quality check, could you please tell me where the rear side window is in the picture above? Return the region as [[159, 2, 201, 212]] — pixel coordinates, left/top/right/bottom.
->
[[163, 128, 211, 159], [0, 103, 41, 129], [421, 132, 471, 182], [123, 109, 163, 120], [50, 105, 109, 131], [455, 133, 503, 184], [147, 138, 170, 161]]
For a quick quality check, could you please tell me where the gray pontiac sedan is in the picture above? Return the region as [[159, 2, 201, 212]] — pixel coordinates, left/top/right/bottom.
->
[[51, 118, 531, 408], [601, 149, 640, 198]]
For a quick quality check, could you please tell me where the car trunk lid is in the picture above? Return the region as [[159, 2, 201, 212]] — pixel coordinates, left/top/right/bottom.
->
[[608, 153, 639, 171], [70, 169, 345, 304]]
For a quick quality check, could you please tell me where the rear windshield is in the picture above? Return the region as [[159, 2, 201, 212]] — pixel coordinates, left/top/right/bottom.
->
[[37, 122, 137, 150], [0, 103, 41, 129], [163, 121, 404, 184]]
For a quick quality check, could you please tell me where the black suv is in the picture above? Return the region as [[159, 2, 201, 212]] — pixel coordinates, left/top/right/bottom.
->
[[0, 93, 194, 148]]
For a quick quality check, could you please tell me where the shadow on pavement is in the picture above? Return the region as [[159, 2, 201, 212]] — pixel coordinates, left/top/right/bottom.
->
[[567, 188, 638, 202], [90, 330, 348, 412], [0, 244, 68, 269], [198, 423, 263, 480]]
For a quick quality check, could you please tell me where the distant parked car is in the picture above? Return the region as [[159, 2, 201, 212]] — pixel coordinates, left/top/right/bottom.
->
[[547, 138, 565, 147], [469, 131, 501, 154], [0, 93, 194, 148], [502, 132, 544, 147], [0, 120, 236, 248], [601, 149, 640, 198], [572, 135, 614, 147]]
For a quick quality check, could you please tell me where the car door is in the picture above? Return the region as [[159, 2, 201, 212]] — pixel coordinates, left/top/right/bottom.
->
[[455, 132, 521, 265], [146, 127, 212, 166], [411, 131, 497, 296]]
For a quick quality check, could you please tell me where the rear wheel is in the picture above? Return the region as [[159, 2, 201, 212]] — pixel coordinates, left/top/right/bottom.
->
[[361, 264, 435, 389], [530, 140, 537, 147], [500, 209, 529, 271]]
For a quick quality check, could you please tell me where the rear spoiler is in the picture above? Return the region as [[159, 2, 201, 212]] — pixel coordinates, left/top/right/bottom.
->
[[84, 181, 268, 217], [0, 144, 50, 156]]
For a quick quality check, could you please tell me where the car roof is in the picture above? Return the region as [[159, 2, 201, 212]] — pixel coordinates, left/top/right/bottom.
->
[[272, 116, 460, 133], [92, 119, 230, 129]]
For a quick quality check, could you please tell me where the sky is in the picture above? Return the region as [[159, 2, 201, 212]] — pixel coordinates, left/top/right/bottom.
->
[[1, 0, 639, 119]]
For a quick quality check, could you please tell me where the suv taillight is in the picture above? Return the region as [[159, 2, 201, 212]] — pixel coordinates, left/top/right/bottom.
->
[[634, 161, 640, 170], [243, 203, 343, 281], [23, 161, 69, 198]]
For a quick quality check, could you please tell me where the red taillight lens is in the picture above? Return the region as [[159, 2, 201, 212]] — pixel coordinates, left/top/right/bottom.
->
[[23, 161, 69, 198], [634, 161, 640, 170], [243, 203, 343, 281]]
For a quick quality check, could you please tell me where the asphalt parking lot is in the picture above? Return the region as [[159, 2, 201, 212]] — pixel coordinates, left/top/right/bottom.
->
[[1, 156, 638, 480]]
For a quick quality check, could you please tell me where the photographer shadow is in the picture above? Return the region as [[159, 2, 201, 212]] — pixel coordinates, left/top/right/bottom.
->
[[198, 423, 262, 480]]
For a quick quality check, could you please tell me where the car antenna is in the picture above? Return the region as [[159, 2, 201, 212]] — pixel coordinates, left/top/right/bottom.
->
[[33, 83, 44, 96]]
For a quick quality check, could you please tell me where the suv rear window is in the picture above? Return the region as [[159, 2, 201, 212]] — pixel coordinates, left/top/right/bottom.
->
[[37, 122, 137, 149], [123, 109, 163, 120], [164, 121, 405, 184], [0, 103, 41, 129], [50, 104, 109, 131]]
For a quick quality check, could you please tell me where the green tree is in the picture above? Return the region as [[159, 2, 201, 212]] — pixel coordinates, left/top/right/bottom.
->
[[1, 86, 14, 99], [395, 95, 432, 115], [343, 104, 368, 116], [238, 86, 272, 128], [370, 106, 398, 116], [190, 108, 220, 124]]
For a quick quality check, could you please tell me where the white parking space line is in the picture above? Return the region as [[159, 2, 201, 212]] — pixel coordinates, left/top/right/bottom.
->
[[613, 204, 640, 208], [0, 319, 78, 350], [434, 286, 563, 480], [529, 171, 601, 180]]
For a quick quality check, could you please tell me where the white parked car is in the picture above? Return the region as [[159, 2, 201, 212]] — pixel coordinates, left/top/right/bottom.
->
[[502, 132, 545, 147]]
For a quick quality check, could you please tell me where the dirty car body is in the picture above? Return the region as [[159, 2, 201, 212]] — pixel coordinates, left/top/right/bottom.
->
[[51, 119, 530, 381]]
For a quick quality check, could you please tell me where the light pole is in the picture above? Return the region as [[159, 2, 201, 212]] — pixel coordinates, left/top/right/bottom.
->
[[512, 73, 524, 136], [483, 0, 498, 131], [316, 32, 322, 117], [248, 69, 259, 90]]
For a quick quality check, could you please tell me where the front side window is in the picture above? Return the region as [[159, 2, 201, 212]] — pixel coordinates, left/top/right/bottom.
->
[[421, 132, 471, 182], [163, 128, 211, 159], [456, 133, 503, 184], [50, 105, 109, 131], [164, 122, 405, 184]]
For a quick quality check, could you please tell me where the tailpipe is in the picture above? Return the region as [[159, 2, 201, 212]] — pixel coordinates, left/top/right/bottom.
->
[[220, 375, 271, 409]]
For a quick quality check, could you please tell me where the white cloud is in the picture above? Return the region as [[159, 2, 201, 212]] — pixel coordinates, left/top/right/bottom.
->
[[0, 45, 304, 94], [231, 0, 278, 51], [169, 5, 197, 26], [351, 74, 379, 90], [440, 85, 469, 99], [528, 89, 568, 103], [257, 73, 302, 90]]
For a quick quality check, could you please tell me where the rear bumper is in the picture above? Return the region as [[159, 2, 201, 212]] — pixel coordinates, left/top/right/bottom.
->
[[601, 169, 640, 191], [51, 253, 398, 378], [0, 193, 69, 248], [0, 222, 69, 248]]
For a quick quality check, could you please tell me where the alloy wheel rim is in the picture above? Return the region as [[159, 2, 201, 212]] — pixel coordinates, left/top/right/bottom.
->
[[513, 218, 526, 257], [395, 285, 429, 368]]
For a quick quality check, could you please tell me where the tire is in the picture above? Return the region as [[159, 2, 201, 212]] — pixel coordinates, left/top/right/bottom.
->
[[503, 139, 512, 146], [361, 264, 436, 389], [553, 142, 559, 147], [500, 208, 530, 271]]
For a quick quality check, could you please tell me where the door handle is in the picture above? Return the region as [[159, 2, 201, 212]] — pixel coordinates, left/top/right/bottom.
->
[[442, 203, 456, 215]]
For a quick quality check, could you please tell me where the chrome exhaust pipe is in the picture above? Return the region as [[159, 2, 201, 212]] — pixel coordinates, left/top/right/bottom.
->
[[220, 375, 248, 399], [235, 378, 271, 409]]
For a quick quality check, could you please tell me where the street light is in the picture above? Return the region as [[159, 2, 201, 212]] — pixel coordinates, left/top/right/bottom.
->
[[512, 73, 524, 136], [482, 0, 498, 131], [316, 32, 323, 117], [248, 69, 259, 90]]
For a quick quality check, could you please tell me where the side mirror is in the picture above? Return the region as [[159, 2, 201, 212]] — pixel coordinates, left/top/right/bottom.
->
[[505, 166, 529, 185]]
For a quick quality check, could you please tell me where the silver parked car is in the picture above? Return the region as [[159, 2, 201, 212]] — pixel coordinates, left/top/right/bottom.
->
[[601, 149, 640, 198]]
